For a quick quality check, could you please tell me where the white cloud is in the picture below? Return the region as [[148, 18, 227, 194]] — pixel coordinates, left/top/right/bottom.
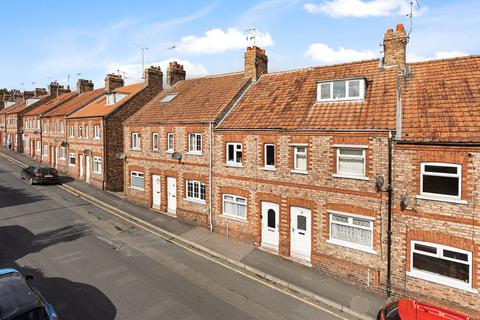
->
[[303, 0, 426, 18], [108, 59, 209, 84], [176, 28, 273, 54], [407, 50, 468, 62], [306, 43, 376, 64]]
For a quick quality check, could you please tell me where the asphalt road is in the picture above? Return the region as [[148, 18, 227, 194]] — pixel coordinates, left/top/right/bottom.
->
[[0, 156, 354, 320]]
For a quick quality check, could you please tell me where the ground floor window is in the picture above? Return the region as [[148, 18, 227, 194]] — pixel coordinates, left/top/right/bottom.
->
[[59, 147, 66, 160], [130, 171, 144, 190], [186, 180, 205, 202], [328, 212, 374, 253], [410, 241, 472, 290], [43, 144, 48, 156], [222, 194, 247, 220], [93, 157, 102, 174], [68, 153, 76, 166], [36, 141, 41, 152]]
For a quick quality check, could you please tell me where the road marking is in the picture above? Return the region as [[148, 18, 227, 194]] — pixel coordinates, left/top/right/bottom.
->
[[0, 152, 353, 320]]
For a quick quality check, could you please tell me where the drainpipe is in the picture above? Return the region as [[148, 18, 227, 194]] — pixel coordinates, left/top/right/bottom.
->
[[102, 117, 107, 190], [386, 130, 394, 297], [208, 121, 214, 232], [395, 75, 402, 140]]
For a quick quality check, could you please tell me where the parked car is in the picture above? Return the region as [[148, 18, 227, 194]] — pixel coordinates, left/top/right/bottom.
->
[[20, 166, 59, 185], [0, 268, 58, 320], [378, 299, 470, 320]]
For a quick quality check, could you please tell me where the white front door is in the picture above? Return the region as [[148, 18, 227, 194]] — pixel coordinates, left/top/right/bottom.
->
[[261, 202, 279, 252], [79, 155, 84, 178], [85, 156, 91, 183], [290, 206, 312, 262], [152, 174, 161, 209], [167, 177, 177, 214]]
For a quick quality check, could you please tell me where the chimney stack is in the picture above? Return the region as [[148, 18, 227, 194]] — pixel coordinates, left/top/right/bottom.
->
[[34, 88, 47, 97], [145, 66, 163, 91], [244, 46, 268, 81], [166, 61, 186, 87], [383, 23, 407, 70], [22, 91, 35, 100], [12, 90, 23, 102], [77, 79, 94, 94], [105, 74, 124, 92]]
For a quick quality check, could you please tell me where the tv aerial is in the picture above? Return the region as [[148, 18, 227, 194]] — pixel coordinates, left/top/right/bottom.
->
[[246, 27, 256, 46], [135, 44, 149, 79], [406, 0, 421, 40]]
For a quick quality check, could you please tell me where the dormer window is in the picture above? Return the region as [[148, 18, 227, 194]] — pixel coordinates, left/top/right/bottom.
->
[[106, 92, 128, 105], [317, 79, 365, 102], [160, 93, 178, 103]]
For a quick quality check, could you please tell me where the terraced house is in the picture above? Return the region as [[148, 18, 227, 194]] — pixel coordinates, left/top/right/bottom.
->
[[123, 57, 256, 226], [65, 67, 163, 191], [41, 80, 103, 172]]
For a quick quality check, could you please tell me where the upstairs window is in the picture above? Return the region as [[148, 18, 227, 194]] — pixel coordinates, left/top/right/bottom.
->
[[59, 122, 64, 133], [84, 125, 89, 139], [420, 163, 461, 200], [131, 132, 141, 150], [293, 145, 307, 173], [69, 126, 74, 138], [167, 133, 174, 152], [317, 79, 365, 102], [78, 126, 83, 138], [94, 125, 101, 139], [336, 147, 366, 177], [152, 133, 159, 150], [226, 143, 242, 166], [188, 133, 202, 154], [264, 144, 275, 169]]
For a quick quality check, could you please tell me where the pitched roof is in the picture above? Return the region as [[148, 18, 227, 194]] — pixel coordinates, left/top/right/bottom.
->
[[0, 102, 21, 115], [126, 72, 250, 124], [67, 83, 144, 118], [2, 94, 50, 115], [43, 88, 104, 117], [217, 60, 398, 130], [24, 92, 77, 116], [401, 55, 480, 143]]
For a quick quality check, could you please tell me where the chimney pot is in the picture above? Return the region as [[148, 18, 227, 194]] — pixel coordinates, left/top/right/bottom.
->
[[166, 61, 186, 87], [396, 23, 404, 32]]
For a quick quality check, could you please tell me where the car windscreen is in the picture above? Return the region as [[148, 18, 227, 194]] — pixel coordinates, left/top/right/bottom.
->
[[12, 307, 49, 320], [37, 168, 57, 175], [384, 301, 401, 320]]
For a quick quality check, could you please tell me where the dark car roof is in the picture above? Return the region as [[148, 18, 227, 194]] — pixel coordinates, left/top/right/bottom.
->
[[0, 271, 41, 319]]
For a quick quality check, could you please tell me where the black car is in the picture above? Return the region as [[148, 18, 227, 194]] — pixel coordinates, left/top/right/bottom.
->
[[20, 166, 59, 185]]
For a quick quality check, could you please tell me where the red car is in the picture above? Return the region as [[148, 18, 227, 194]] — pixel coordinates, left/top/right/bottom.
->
[[378, 299, 470, 320]]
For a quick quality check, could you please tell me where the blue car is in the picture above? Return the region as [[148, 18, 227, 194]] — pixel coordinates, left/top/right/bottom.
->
[[0, 268, 58, 320]]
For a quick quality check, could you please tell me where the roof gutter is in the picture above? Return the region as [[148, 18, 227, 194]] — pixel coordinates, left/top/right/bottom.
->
[[215, 128, 393, 133], [397, 140, 480, 147]]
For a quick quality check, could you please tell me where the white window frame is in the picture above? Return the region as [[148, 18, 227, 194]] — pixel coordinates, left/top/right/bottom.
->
[[317, 79, 365, 102], [292, 145, 308, 174], [59, 147, 66, 160], [152, 133, 159, 151], [43, 144, 48, 157], [78, 126, 83, 138], [226, 142, 243, 167], [222, 194, 247, 221], [36, 141, 41, 152], [327, 211, 376, 254], [407, 241, 475, 293], [68, 153, 76, 166], [131, 132, 141, 150], [84, 125, 89, 139], [264, 144, 276, 170], [130, 171, 144, 190], [94, 125, 101, 139], [167, 133, 174, 153], [333, 145, 368, 180], [418, 163, 463, 203], [59, 122, 64, 133], [69, 125, 74, 138], [93, 156, 102, 174], [185, 180, 206, 203], [188, 133, 202, 155]]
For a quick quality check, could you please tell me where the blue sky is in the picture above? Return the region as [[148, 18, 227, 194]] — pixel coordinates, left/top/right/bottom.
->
[[1, 0, 479, 90]]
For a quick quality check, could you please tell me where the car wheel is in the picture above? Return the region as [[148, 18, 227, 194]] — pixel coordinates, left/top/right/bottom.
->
[[29, 178, 34, 185]]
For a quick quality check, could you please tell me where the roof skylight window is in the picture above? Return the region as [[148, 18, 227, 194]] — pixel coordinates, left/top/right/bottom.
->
[[160, 93, 178, 103]]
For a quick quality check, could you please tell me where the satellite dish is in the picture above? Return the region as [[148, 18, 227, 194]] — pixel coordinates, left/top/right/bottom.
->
[[400, 193, 409, 211], [116, 153, 126, 160], [172, 152, 182, 161], [375, 175, 384, 193]]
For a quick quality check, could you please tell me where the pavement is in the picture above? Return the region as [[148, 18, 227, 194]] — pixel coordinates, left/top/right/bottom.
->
[[0, 148, 386, 320]]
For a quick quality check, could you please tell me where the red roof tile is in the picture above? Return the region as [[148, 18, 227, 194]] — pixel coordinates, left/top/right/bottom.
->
[[25, 92, 77, 116], [218, 60, 398, 130], [68, 83, 144, 118], [126, 72, 250, 124], [43, 88, 104, 117]]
